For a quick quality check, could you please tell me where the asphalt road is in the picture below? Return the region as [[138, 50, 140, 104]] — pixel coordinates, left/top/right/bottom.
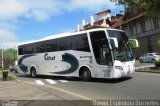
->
[[16, 72, 160, 100]]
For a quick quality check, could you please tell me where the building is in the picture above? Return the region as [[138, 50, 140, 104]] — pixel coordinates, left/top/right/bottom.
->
[[79, 9, 113, 30], [111, 8, 160, 58], [78, 9, 124, 30], [78, 8, 160, 58]]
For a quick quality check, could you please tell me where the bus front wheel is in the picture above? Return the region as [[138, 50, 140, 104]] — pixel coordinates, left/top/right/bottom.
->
[[81, 68, 91, 81], [30, 67, 37, 78]]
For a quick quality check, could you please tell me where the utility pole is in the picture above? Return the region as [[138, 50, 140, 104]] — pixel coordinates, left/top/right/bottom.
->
[[0, 41, 4, 69], [14, 43, 15, 61], [2, 48, 3, 69]]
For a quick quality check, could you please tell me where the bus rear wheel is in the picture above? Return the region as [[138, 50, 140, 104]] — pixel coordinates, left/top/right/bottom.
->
[[81, 68, 91, 81], [30, 67, 37, 78]]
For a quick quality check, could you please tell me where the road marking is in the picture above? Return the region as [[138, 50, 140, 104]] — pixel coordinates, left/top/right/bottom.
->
[[35, 79, 68, 85], [45, 79, 57, 84], [59, 80, 68, 82], [35, 80, 44, 85]]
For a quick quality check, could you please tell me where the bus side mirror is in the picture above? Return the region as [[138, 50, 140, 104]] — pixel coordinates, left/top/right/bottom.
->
[[129, 39, 139, 48], [109, 37, 118, 49]]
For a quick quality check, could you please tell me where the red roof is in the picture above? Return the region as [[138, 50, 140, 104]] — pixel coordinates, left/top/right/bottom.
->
[[111, 17, 123, 28], [111, 13, 144, 28], [83, 25, 108, 30]]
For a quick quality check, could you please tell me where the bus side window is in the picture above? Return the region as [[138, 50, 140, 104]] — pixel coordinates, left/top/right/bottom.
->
[[45, 39, 57, 52], [57, 37, 72, 51], [40, 44, 45, 53], [18, 46, 23, 55], [57, 38, 65, 51], [72, 34, 90, 52], [36, 42, 46, 53], [63, 37, 72, 50], [25, 44, 35, 54]]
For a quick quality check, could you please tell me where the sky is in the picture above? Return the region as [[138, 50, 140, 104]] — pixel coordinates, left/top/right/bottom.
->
[[0, 0, 124, 49]]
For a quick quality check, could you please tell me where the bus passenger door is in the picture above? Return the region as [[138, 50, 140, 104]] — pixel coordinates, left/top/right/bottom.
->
[[99, 43, 113, 78], [89, 31, 113, 78]]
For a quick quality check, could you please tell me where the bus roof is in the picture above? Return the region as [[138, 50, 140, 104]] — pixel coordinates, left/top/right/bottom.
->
[[19, 28, 122, 46]]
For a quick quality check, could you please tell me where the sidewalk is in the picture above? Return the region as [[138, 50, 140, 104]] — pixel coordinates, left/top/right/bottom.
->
[[0, 80, 92, 106]]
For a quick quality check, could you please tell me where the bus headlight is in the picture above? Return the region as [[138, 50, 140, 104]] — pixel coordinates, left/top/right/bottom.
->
[[115, 66, 123, 70]]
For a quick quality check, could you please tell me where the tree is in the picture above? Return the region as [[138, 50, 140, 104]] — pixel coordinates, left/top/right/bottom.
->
[[110, 0, 160, 15], [158, 40, 160, 47], [0, 48, 17, 69]]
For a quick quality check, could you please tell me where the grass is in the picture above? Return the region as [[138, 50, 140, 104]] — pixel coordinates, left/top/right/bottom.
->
[[0, 69, 17, 81], [0, 69, 9, 72]]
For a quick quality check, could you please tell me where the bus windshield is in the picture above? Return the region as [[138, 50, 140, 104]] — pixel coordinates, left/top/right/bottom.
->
[[107, 30, 133, 62]]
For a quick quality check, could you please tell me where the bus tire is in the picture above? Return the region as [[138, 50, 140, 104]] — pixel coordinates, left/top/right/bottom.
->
[[30, 67, 37, 78], [81, 68, 91, 81]]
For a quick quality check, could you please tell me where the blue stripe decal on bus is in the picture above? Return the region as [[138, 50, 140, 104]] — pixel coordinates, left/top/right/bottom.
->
[[52, 53, 79, 75], [18, 54, 35, 73]]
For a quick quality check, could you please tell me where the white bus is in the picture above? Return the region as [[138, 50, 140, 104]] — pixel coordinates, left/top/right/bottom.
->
[[17, 28, 138, 80]]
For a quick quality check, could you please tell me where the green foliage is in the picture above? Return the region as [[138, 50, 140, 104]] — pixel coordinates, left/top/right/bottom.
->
[[0, 48, 17, 68], [155, 60, 160, 67], [109, 0, 160, 15], [158, 40, 160, 47], [0, 72, 16, 81], [129, 40, 137, 49]]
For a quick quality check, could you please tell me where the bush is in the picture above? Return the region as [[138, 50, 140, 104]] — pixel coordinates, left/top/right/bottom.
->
[[0, 70, 16, 81], [155, 60, 160, 67], [129, 40, 137, 49]]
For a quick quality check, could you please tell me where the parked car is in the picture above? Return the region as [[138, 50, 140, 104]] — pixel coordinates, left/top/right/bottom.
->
[[139, 53, 160, 63], [9, 61, 18, 73]]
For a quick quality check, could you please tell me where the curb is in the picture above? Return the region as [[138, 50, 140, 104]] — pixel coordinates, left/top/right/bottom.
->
[[135, 67, 160, 73]]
